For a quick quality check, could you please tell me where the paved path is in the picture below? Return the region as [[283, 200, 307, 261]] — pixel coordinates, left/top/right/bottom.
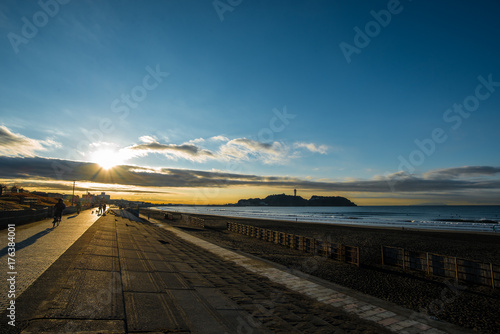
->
[[3, 211, 391, 333], [0, 210, 468, 333], [0, 209, 102, 311], [147, 217, 467, 334]]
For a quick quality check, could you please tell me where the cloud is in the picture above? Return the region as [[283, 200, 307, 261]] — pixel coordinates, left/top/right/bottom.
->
[[424, 166, 500, 180], [126, 135, 329, 165], [210, 135, 229, 142], [188, 138, 206, 144], [293, 142, 329, 154], [219, 138, 288, 164], [125, 140, 215, 162], [0, 125, 58, 157], [138, 135, 157, 144], [1, 157, 499, 199]]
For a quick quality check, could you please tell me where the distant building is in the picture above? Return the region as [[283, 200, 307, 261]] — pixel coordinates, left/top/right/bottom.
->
[[97, 192, 111, 202], [81, 193, 95, 206]]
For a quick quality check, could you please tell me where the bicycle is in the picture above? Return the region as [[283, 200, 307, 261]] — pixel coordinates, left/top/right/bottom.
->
[[52, 214, 62, 227]]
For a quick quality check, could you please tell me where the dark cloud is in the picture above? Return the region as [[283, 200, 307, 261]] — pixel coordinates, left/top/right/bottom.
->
[[127, 142, 214, 160], [230, 138, 274, 151], [424, 166, 500, 179], [1, 156, 499, 196]]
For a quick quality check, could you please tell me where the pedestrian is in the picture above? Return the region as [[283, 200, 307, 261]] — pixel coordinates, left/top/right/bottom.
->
[[103, 203, 107, 215], [98, 203, 102, 215], [53, 198, 65, 227]]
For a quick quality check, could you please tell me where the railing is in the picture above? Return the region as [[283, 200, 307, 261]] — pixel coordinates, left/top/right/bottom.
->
[[382, 246, 499, 288], [227, 222, 359, 266], [180, 214, 205, 228]]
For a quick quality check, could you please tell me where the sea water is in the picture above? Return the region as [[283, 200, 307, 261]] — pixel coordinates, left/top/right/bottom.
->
[[154, 205, 500, 232]]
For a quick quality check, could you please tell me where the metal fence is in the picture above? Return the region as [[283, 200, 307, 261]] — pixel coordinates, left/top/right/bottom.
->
[[227, 222, 359, 266], [381, 246, 499, 288], [180, 214, 205, 228]]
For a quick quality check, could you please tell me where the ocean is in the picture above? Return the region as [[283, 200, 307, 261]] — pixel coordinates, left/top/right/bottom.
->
[[155, 205, 500, 232]]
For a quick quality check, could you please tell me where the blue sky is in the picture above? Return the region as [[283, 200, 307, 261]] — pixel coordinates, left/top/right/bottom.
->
[[1, 0, 500, 205]]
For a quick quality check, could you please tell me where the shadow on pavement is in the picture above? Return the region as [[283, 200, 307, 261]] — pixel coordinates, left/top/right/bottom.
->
[[0, 228, 53, 256]]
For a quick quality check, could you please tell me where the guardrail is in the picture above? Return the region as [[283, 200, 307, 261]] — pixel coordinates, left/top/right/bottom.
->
[[382, 246, 499, 288], [227, 222, 359, 266]]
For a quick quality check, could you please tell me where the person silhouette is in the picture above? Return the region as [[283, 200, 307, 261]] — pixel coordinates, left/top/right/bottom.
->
[[53, 198, 65, 227]]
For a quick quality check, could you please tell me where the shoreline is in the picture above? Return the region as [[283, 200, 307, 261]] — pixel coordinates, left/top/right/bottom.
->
[[154, 205, 500, 233], [153, 207, 500, 236], [192, 212, 500, 235], [170, 211, 500, 262]]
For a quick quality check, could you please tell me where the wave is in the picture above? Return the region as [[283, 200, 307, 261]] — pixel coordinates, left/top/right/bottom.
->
[[154, 205, 500, 232]]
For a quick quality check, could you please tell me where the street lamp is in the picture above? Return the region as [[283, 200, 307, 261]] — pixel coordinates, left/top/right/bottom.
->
[[72, 180, 75, 206]]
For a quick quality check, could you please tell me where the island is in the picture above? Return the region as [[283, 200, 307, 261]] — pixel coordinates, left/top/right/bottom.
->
[[236, 194, 357, 206]]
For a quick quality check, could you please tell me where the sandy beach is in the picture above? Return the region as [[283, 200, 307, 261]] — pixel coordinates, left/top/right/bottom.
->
[[143, 209, 500, 333]]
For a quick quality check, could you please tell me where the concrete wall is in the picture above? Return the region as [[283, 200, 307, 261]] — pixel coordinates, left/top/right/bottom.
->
[[0, 206, 80, 229], [0, 208, 50, 229]]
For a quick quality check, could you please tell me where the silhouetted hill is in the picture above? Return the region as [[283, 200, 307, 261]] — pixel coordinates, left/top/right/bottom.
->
[[237, 194, 356, 206], [308, 195, 356, 206]]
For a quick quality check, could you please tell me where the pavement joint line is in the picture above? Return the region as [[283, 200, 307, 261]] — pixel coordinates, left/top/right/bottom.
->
[[0, 209, 101, 310], [149, 218, 461, 334]]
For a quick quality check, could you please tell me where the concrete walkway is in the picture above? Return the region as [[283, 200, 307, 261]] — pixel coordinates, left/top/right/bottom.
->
[[2, 210, 392, 333], [0, 210, 469, 333], [148, 217, 468, 334], [0, 209, 101, 311]]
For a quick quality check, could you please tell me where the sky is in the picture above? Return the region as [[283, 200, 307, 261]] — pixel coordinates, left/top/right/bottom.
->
[[1, 0, 500, 205]]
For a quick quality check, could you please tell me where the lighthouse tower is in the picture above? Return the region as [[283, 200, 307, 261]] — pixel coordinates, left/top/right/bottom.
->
[[294, 189, 297, 197]]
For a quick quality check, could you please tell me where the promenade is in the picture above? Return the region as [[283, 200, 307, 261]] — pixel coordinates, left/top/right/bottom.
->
[[0, 209, 101, 311], [0, 209, 467, 333]]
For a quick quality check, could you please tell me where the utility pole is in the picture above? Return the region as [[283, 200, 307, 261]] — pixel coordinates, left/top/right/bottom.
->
[[72, 180, 76, 206]]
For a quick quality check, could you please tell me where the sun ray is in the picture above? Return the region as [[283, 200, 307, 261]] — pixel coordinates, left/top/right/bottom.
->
[[90, 148, 126, 170]]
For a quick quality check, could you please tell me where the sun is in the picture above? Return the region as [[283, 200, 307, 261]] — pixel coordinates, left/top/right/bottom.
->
[[91, 149, 125, 170]]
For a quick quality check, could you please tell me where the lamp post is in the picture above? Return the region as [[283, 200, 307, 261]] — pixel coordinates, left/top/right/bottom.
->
[[72, 180, 75, 206]]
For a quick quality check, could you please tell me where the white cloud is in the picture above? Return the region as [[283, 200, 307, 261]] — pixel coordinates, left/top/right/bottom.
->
[[219, 138, 289, 164], [188, 137, 206, 144], [293, 142, 329, 154], [210, 135, 229, 142], [0, 125, 59, 157], [139, 135, 157, 144], [124, 136, 330, 165]]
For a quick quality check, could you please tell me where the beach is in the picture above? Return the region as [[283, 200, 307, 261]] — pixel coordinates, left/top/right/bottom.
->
[[144, 209, 500, 333]]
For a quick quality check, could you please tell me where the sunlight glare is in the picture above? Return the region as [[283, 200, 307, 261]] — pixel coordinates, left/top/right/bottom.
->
[[91, 149, 125, 170]]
